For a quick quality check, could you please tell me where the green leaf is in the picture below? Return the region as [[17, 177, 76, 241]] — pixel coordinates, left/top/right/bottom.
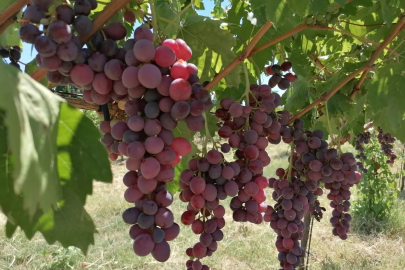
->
[[155, 0, 182, 38], [180, 15, 241, 87], [57, 103, 113, 200], [284, 78, 311, 113], [0, 109, 100, 254], [0, 21, 21, 48], [366, 60, 405, 141], [25, 58, 48, 86], [0, 62, 64, 216], [379, 0, 400, 24], [309, 0, 330, 14]]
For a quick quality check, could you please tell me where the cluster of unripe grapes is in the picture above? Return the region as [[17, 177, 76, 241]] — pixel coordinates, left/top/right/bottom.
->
[[179, 152, 231, 270], [0, 46, 22, 70], [265, 61, 297, 90]]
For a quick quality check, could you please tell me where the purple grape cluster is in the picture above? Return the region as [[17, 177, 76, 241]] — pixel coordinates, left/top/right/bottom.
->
[[377, 127, 397, 164], [214, 86, 293, 223], [267, 177, 308, 270], [0, 45, 22, 69], [322, 152, 361, 240], [100, 116, 193, 261], [179, 150, 232, 270]]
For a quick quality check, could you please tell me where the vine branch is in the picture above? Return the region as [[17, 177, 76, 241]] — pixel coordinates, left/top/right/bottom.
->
[[291, 15, 405, 123], [349, 15, 405, 98], [310, 54, 333, 76], [288, 65, 368, 124], [0, 0, 30, 26], [204, 21, 273, 91], [248, 24, 309, 57], [30, 0, 132, 81]]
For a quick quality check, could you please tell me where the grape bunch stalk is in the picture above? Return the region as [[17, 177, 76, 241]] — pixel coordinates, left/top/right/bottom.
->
[[179, 150, 233, 270]]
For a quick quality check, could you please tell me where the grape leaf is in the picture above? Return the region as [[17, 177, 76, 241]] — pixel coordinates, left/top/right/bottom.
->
[[284, 78, 311, 113], [180, 15, 241, 87], [0, 108, 101, 254], [379, 0, 399, 24], [0, 62, 64, 216], [57, 103, 113, 201], [365, 60, 405, 141], [0, 21, 21, 48], [155, 0, 182, 38]]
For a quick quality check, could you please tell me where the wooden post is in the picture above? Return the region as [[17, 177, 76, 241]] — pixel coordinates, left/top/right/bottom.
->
[[299, 212, 312, 270]]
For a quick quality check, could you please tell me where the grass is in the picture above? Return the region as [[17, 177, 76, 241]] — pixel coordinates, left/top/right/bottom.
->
[[1, 142, 405, 270]]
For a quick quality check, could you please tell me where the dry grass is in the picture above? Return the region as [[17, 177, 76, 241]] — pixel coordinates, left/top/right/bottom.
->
[[0, 142, 404, 270]]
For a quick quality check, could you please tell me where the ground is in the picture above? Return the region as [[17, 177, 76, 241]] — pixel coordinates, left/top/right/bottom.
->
[[0, 143, 404, 270]]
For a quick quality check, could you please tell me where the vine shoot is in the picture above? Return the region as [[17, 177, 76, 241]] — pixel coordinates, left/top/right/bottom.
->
[[0, 0, 404, 269]]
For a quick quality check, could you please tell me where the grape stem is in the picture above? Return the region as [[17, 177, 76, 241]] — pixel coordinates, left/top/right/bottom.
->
[[149, 0, 160, 43], [287, 143, 295, 182], [203, 112, 215, 151]]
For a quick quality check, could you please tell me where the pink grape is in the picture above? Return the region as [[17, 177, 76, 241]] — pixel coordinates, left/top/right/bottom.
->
[[170, 137, 191, 156], [155, 46, 176, 67], [122, 66, 140, 88], [133, 39, 155, 62], [70, 64, 94, 86], [138, 64, 162, 88], [169, 79, 192, 101]]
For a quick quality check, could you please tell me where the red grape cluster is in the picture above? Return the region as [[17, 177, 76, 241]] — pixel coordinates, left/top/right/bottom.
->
[[321, 151, 361, 240], [376, 127, 397, 164], [20, 0, 100, 85], [216, 92, 286, 223], [179, 150, 232, 270], [265, 61, 298, 90], [0, 46, 22, 70], [99, 116, 193, 261], [267, 176, 307, 270]]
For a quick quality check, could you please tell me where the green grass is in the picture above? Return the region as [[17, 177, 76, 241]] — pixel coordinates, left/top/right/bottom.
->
[[1, 142, 405, 270]]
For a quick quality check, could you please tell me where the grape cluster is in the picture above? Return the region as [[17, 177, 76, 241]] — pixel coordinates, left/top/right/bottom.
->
[[179, 151, 232, 270], [265, 61, 297, 90], [355, 131, 371, 161], [377, 127, 397, 164], [321, 151, 361, 240], [217, 90, 289, 222], [355, 127, 397, 169], [267, 176, 307, 270], [0, 46, 22, 70], [20, 0, 99, 85], [99, 116, 191, 262]]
